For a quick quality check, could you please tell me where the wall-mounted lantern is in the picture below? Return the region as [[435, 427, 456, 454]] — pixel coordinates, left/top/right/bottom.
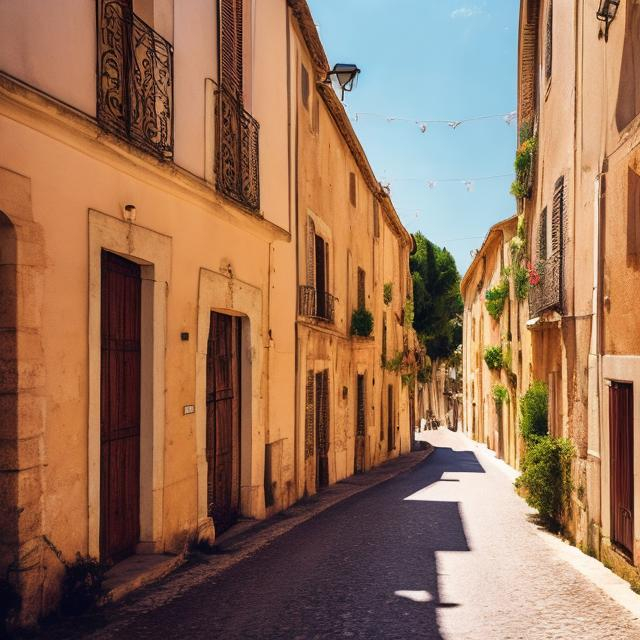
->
[[326, 63, 360, 100], [596, 0, 620, 41]]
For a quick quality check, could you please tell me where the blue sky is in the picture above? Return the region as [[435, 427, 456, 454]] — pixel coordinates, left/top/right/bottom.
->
[[307, 0, 519, 274]]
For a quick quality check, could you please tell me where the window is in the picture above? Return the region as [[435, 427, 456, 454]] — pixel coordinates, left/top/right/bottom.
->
[[304, 370, 315, 458], [300, 219, 334, 322], [545, 1, 553, 84], [551, 175, 564, 255], [373, 199, 380, 238], [349, 172, 357, 207], [96, 0, 174, 159], [315, 234, 329, 318], [382, 314, 387, 363], [215, 0, 260, 211], [312, 96, 320, 134], [301, 64, 310, 109], [357, 267, 366, 309], [628, 168, 640, 258]]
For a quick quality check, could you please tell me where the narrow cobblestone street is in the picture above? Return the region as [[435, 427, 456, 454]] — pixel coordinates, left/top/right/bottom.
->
[[48, 429, 640, 640]]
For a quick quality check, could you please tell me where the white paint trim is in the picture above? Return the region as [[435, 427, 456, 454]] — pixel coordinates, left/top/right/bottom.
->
[[88, 209, 171, 558]]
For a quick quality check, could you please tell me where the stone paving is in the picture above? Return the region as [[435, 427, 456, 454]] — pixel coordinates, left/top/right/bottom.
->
[[41, 429, 640, 639]]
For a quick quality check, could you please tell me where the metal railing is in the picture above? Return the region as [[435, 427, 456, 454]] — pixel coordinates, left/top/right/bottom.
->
[[298, 285, 336, 323], [215, 86, 260, 212], [529, 252, 562, 318], [97, 0, 174, 160]]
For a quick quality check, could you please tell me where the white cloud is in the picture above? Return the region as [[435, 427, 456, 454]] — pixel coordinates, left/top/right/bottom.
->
[[451, 6, 483, 19]]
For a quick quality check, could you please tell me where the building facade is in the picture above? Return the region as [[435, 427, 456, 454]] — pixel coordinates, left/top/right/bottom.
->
[[0, 0, 415, 626], [461, 216, 519, 469], [463, 0, 640, 585]]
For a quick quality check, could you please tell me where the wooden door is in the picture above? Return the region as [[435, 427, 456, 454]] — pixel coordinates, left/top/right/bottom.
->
[[354, 374, 366, 473], [610, 382, 634, 557], [100, 251, 141, 563], [387, 384, 395, 451], [206, 312, 241, 534], [315, 369, 329, 489]]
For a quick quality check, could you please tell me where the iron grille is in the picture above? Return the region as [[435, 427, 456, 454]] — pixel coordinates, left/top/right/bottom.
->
[[528, 251, 562, 317], [215, 86, 260, 212], [298, 285, 336, 323], [97, 0, 174, 160]]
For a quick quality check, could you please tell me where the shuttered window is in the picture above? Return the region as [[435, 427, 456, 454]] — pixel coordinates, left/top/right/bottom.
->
[[315, 369, 329, 456], [382, 314, 387, 363], [301, 63, 310, 109], [551, 175, 564, 255], [219, 0, 243, 99], [304, 370, 314, 458], [545, 1, 553, 84], [387, 385, 395, 451], [373, 199, 380, 238], [349, 172, 356, 207], [306, 216, 316, 286], [356, 374, 366, 437], [357, 267, 366, 309], [628, 167, 640, 258], [520, 0, 540, 123], [539, 207, 548, 260]]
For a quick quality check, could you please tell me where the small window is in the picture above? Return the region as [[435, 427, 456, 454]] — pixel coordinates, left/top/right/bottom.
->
[[349, 172, 357, 207], [545, 1, 553, 83], [312, 96, 320, 134], [373, 199, 380, 238], [301, 64, 310, 109], [357, 267, 366, 309], [628, 168, 640, 258]]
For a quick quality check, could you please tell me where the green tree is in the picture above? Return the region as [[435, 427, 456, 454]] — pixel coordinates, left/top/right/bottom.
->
[[409, 232, 463, 360]]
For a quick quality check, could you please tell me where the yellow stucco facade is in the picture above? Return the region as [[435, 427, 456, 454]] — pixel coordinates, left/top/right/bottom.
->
[[0, 0, 415, 626]]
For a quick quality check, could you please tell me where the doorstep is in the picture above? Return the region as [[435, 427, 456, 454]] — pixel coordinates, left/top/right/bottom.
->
[[102, 553, 185, 603]]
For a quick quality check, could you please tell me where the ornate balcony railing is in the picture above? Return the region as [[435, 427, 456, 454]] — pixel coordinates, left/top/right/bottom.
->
[[298, 285, 336, 323], [216, 86, 260, 212], [97, 0, 174, 160], [529, 252, 562, 318]]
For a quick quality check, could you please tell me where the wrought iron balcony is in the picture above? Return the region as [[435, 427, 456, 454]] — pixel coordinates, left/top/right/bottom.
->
[[298, 285, 336, 323], [97, 0, 174, 160], [529, 252, 562, 318], [216, 86, 260, 212]]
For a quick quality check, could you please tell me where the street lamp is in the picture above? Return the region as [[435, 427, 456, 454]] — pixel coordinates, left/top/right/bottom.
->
[[596, 0, 620, 41], [326, 63, 360, 100]]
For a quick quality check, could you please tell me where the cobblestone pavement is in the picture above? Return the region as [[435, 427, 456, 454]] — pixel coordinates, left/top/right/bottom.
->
[[47, 429, 640, 639]]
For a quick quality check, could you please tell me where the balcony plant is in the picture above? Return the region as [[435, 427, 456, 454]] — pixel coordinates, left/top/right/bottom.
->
[[484, 273, 510, 321], [351, 307, 373, 337], [483, 345, 503, 370], [510, 124, 537, 201], [492, 383, 509, 406], [403, 298, 414, 330], [383, 282, 393, 305]]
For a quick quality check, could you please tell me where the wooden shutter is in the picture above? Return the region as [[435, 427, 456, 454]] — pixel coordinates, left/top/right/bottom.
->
[[219, 0, 243, 99], [545, 1, 553, 83], [551, 175, 564, 255], [304, 370, 314, 458], [628, 167, 640, 258], [349, 172, 356, 207], [357, 267, 366, 309], [382, 314, 387, 362], [539, 207, 548, 260], [301, 63, 310, 109], [519, 0, 540, 123], [373, 199, 380, 238], [387, 384, 395, 451], [306, 216, 316, 286], [356, 374, 366, 437], [316, 369, 329, 456]]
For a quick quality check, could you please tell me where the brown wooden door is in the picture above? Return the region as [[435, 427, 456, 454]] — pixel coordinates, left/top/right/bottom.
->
[[315, 369, 329, 489], [387, 384, 395, 452], [206, 312, 241, 534], [610, 381, 634, 557], [354, 374, 366, 473], [100, 251, 141, 563]]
